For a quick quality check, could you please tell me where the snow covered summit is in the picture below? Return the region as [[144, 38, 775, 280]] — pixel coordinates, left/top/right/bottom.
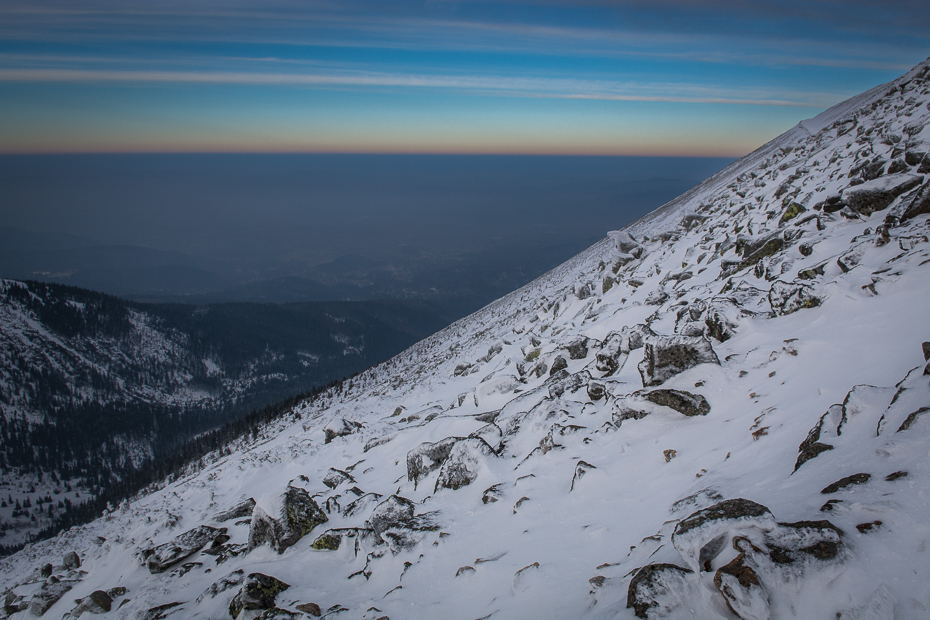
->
[[3, 59, 930, 620]]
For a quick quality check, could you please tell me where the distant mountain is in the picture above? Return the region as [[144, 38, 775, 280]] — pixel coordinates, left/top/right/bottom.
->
[[2, 61, 930, 619], [0, 280, 448, 548]]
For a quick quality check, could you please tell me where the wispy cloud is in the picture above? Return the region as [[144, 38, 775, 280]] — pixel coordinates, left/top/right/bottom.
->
[[0, 67, 839, 107]]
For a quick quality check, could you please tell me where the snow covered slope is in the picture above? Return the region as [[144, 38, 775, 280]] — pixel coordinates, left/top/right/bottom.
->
[[3, 60, 930, 620]]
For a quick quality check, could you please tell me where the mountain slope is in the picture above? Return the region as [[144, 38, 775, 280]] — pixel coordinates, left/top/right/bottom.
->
[[2, 60, 930, 620], [0, 282, 448, 549]]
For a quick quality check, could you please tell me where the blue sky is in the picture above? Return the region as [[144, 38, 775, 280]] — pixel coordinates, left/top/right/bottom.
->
[[0, 0, 927, 155]]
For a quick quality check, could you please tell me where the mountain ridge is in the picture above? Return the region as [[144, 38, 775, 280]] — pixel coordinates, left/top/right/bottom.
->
[[1, 59, 930, 620]]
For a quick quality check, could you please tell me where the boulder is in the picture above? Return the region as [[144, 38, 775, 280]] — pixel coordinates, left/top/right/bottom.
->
[[644, 389, 710, 417], [296, 602, 322, 616], [713, 546, 770, 620], [62, 551, 81, 569], [608, 230, 643, 254], [842, 173, 923, 215], [820, 473, 871, 494], [28, 580, 76, 616], [322, 468, 356, 489], [565, 337, 589, 360], [249, 486, 328, 553], [672, 499, 776, 572], [638, 335, 720, 387], [71, 590, 112, 617], [595, 331, 625, 375], [644, 286, 669, 306], [548, 370, 592, 399], [768, 280, 821, 316], [469, 423, 503, 452], [311, 527, 376, 552], [144, 525, 227, 573], [435, 438, 496, 491], [215, 498, 256, 522], [229, 573, 290, 619], [626, 563, 695, 619], [587, 381, 606, 401], [368, 495, 438, 553], [549, 355, 568, 375], [323, 418, 362, 444], [406, 437, 460, 488]]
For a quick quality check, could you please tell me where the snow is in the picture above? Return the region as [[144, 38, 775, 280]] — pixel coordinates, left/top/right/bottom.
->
[[2, 58, 930, 620]]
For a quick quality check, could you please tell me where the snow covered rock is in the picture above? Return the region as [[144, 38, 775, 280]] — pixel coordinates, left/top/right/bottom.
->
[[27, 580, 77, 616], [637, 334, 720, 386], [215, 498, 256, 522], [143, 525, 227, 573], [625, 563, 695, 619], [434, 437, 496, 491], [406, 437, 460, 488], [229, 572, 290, 619], [767, 280, 821, 315], [322, 468, 356, 489], [70, 589, 112, 617], [841, 173, 923, 215], [248, 486, 328, 553], [367, 495, 438, 553], [643, 388, 711, 417], [671, 499, 776, 572], [323, 418, 363, 443]]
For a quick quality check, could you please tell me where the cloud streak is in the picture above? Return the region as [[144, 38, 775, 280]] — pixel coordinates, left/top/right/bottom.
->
[[0, 67, 837, 107]]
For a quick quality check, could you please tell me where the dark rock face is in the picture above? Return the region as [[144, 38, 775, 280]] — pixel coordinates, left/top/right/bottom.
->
[[565, 337, 589, 360], [794, 412, 834, 471], [248, 486, 328, 553], [549, 355, 568, 375], [145, 525, 228, 573], [62, 551, 81, 569], [626, 563, 694, 619], [644, 389, 710, 417], [71, 590, 113, 617], [406, 437, 460, 488], [821, 473, 871, 494], [229, 573, 290, 619], [768, 280, 821, 316], [637, 335, 720, 386], [435, 437, 496, 491], [842, 173, 923, 215]]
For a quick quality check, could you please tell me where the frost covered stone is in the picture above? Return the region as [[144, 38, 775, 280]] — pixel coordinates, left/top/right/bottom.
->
[[144, 525, 227, 573], [644, 389, 710, 417], [768, 280, 820, 316], [323, 418, 362, 444], [672, 499, 776, 572], [435, 437, 496, 491], [368, 495, 438, 553], [626, 563, 695, 619], [322, 468, 355, 489], [229, 573, 290, 619], [565, 337, 589, 360], [548, 370, 591, 398], [841, 173, 923, 215], [406, 437, 459, 488], [248, 486, 328, 553], [28, 580, 77, 616], [215, 498, 256, 522], [637, 334, 720, 387]]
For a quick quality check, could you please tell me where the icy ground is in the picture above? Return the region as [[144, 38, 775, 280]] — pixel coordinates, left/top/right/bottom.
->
[[2, 60, 930, 620]]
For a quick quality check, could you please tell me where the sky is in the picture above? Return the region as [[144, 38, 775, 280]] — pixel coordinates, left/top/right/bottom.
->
[[0, 0, 928, 156]]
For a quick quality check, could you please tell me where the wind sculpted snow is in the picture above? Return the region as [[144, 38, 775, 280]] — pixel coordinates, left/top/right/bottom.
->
[[3, 59, 930, 619]]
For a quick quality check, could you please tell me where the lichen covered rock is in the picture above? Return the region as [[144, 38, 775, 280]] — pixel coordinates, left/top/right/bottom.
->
[[638, 334, 720, 386]]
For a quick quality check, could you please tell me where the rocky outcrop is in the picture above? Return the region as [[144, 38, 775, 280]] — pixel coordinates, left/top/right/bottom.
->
[[626, 563, 695, 618], [229, 573, 290, 619], [406, 437, 460, 488], [644, 389, 711, 417], [144, 525, 228, 574], [841, 173, 923, 215], [435, 437, 496, 491], [768, 280, 820, 316], [367, 495, 438, 553], [249, 486, 328, 553], [638, 335, 720, 386]]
